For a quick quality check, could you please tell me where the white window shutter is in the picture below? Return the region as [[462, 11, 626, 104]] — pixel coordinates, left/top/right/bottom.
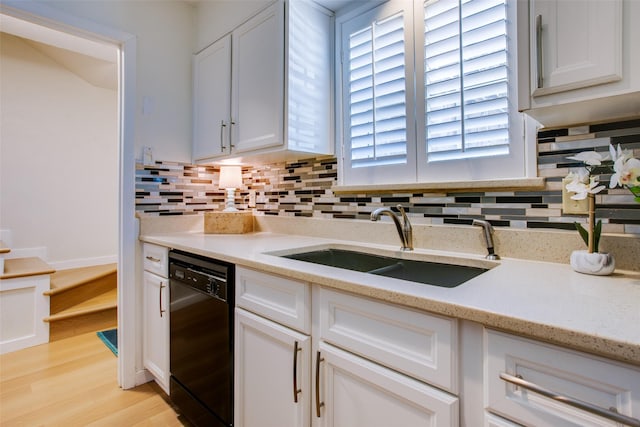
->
[[417, 0, 525, 182], [341, 0, 416, 185], [424, 0, 510, 160]]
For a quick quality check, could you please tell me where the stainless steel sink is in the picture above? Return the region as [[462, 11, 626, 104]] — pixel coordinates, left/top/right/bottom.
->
[[281, 248, 491, 288]]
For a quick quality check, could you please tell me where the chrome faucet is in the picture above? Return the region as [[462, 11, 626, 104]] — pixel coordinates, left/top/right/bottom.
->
[[370, 205, 413, 251], [473, 219, 500, 260]]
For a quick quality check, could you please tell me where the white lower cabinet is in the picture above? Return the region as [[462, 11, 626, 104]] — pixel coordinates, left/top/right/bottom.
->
[[485, 412, 523, 427], [485, 329, 640, 427], [142, 270, 169, 393], [235, 308, 310, 427], [314, 287, 459, 427], [142, 243, 170, 394], [235, 267, 312, 427], [316, 341, 458, 427], [235, 268, 460, 427]]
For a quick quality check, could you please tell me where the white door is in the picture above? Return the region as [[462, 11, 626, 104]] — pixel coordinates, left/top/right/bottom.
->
[[235, 308, 311, 427], [315, 342, 459, 427], [193, 34, 232, 161], [531, 0, 622, 96], [142, 271, 169, 392], [231, 2, 284, 153]]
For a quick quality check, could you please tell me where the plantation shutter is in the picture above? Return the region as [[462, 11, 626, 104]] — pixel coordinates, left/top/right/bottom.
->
[[424, 0, 510, 162], [348, 11, 407, 167]]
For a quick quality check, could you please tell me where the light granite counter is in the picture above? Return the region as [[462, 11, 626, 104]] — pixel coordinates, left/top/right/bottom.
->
[[140, 226, 640, 367]]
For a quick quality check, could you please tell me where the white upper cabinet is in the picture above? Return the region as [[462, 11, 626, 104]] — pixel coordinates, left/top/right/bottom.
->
[[518, 0, 640, 127], [193, 0, 334, 164], [530, 0, 622, 97], [232, 4, 284, 154], [193, 35, 231, 161]]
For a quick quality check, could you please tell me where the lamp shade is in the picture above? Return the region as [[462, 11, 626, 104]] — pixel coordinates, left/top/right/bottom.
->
[[219, 165, 242, 189]]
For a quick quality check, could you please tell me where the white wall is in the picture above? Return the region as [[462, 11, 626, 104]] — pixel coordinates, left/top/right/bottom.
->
[[195, 0, 270, 51], [0, 33, 118, 265], [39, 0, 195, 163]]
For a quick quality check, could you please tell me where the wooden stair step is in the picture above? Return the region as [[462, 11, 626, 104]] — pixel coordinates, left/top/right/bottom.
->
[[1, 257, 55, 280], [0, 240, 10, 254], [44, 288, 117, 323], [45, 263, 117, 296]]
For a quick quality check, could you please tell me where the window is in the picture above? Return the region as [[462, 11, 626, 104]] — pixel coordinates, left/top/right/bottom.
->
[[341, 1, 416, 185], [339, 0, 526, 186]]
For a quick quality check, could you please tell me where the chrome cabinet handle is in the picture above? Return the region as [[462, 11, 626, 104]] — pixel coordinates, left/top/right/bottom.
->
[[293, 341, 302, 403], [230, 120, 236, 150], [159, 282, 166, 318], [145, 255, 161, 263], [315, 351, 325, 418], [220, 120, 227, 152], [499, 372, 640, 427], [535, 14, 543, 88]]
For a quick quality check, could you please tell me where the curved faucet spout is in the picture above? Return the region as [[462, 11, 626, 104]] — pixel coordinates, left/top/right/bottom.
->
[[370, 205, 413, 251]]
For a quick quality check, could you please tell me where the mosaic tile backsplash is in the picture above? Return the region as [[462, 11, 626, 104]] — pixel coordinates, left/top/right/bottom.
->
[[136, 118, 640, 235]]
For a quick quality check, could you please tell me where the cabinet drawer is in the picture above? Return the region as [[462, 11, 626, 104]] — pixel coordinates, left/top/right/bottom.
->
[[143, 243, 168, 278], [236, 267, 310, 334], [317, 287, 457, 393], [485, 412, 522, 427], [318, 341, 459, 427], [485, 329, 640, 427]]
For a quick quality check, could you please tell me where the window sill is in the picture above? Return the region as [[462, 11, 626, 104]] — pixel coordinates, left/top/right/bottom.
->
[[332, 177, 545, 194]]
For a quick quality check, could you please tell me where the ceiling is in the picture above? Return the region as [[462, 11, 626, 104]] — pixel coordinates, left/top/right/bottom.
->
[[0, 13, 118, 90], [0, 0, 371, 91]]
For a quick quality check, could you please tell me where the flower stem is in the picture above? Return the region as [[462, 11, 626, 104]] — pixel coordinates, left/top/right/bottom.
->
[[588, 193, 595, 253]]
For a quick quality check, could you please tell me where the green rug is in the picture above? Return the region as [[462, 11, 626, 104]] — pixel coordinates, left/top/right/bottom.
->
[[97, 329, 118, 356]]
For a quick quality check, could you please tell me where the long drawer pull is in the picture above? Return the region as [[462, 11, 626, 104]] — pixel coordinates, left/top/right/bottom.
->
[[146, 255, 161, 263], [499, 372, 640, 427], [315, 351, 324, 418], [293, 341, 302, 403], [535, 14, 543, 88], [159, 282, 166, 318]]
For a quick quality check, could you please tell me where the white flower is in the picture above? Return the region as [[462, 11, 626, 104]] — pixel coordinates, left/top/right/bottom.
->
[[565, 170, 605, 200], [609, 144, 640, 188], [567, 150, 608, 166]]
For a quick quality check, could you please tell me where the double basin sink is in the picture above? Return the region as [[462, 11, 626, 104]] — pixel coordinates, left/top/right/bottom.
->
[[277, 246, 496, 288]]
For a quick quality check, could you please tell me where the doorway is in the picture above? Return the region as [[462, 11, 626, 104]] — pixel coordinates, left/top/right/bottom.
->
[[0, 1, 137, 389]]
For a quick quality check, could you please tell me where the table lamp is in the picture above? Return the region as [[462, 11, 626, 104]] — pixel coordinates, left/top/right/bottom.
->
[[219, 165, 242, 212]]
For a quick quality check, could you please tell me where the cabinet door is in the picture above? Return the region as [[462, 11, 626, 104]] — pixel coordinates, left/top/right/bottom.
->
[[318, 286, 457, 393], [315, 342, 459, 427], [231, 2, 284, 153], [142, 271, 169, 393], [235, 308, 310, 427], [530, 0, 622, 97], [193, 35, 232, 161], [485, 330, 640, 427]]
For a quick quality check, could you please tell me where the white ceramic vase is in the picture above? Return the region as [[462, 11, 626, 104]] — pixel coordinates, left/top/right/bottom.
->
[[570, 250, 615, 275]]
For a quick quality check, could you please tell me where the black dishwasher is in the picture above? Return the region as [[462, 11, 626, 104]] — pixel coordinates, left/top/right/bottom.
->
[[168, 250, 234, 427]]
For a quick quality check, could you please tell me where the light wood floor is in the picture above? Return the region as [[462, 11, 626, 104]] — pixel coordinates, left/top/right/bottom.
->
[[0, 331, 187, 426]]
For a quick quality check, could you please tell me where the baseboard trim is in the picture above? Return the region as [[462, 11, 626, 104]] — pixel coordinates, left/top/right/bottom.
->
[[6, 247, 47, 260], [50, 255, 118, 271]]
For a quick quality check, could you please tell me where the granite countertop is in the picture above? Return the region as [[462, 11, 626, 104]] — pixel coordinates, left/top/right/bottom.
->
[[140, 230, 640, 366]]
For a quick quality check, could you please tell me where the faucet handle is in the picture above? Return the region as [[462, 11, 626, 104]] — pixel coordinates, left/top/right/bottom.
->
[[397, 205, 408, 221], [472, 219, 500, 260], [397, 205, 413, 251]]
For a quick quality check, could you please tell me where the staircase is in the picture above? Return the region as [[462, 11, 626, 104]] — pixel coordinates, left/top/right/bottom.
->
[[43, 263, 118, 341], [1, 241, 55, 354]]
